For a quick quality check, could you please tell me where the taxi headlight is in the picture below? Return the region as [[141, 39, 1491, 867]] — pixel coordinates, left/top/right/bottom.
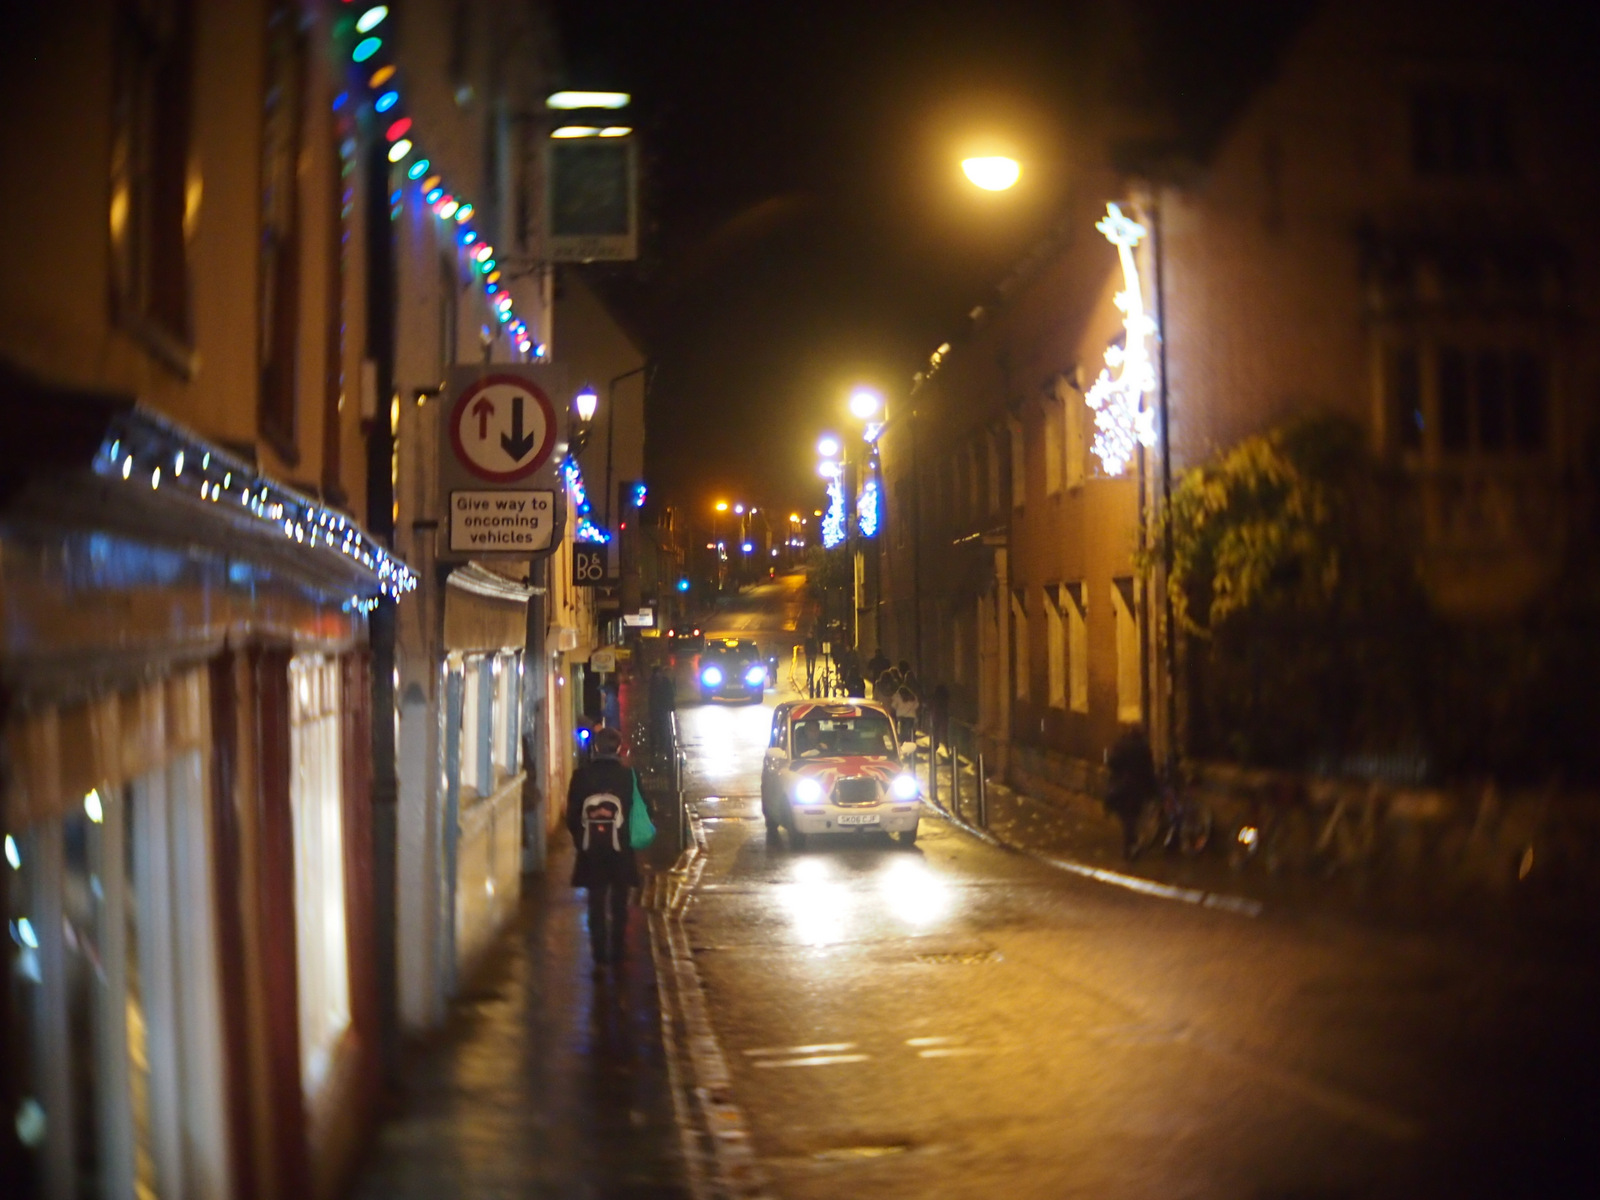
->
[[891, 773, 920, 800], [793, 777, 824, 805], [700, 665, 724, 687], [744, 664, 767, 686]]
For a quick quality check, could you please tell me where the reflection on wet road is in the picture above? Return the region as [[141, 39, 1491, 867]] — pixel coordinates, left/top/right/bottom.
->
[[661, 579, 1600, 1199]]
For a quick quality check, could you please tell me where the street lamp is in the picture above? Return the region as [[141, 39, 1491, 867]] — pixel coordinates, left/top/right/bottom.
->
[[961, 156, 1020, 191], [574, 385, 599, 423], [817, 434, 841, 459], [848, 389, 882, 421]]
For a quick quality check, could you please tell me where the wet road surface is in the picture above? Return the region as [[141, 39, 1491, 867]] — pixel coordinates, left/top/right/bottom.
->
[[665, 578, 1600, 1199]]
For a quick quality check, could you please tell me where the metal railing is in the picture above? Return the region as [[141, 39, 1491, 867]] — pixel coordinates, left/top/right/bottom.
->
[[925, 717, 987, 829]]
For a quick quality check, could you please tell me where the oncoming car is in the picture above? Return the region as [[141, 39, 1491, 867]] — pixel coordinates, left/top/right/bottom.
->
[[698, 638, 768, 702], [760, 701, 921, 847]]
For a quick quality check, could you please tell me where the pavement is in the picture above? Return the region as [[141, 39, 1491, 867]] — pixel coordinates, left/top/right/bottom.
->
[[348, 842, 690, 1200]]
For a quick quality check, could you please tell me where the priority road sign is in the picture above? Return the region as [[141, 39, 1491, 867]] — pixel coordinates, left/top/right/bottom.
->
[[437, 366, 569, 561], [448, 373, 558, 482]]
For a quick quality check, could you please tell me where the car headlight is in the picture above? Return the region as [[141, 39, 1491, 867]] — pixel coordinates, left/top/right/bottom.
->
[[793, 777, 824, 804], [891, 773, 920, 800], [744, 664, 767, 686], [701, 665, 724, 686]]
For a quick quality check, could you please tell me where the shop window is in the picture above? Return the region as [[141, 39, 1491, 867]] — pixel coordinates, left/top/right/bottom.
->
[[1011, 589, 1029, 702], [1111, 578, 1142, 724], [7, 748, 228, 1197], [109, 0, 197, 375], [289, 656, 351, 1095]]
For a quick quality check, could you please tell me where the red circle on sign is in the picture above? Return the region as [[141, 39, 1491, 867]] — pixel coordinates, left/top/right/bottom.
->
[[448, 374, 559, 483]]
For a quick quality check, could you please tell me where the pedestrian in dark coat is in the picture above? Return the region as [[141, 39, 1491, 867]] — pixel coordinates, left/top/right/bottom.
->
[[1105, 728, 1158, 859], [566, 727, 651, 971]]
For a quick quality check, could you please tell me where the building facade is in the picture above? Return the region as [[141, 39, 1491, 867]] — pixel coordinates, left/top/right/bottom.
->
[[877, 0, 1597, 794]]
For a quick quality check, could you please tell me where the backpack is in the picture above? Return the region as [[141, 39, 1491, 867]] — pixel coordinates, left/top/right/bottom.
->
[[579, 792, 626, 853]]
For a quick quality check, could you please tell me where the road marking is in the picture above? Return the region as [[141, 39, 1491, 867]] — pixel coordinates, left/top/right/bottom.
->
[[744, 1043, 856, 1058], [905, 1036, 961, 1047], [752, 1054, 871, 1069], [916, 1047, 986, 1058]]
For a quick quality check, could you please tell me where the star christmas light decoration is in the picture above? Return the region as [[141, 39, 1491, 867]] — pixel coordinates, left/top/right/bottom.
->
[[1083, 202, 1159, 476]]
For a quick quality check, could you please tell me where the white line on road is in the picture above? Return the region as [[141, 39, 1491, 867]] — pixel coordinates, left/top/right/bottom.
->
[[916, 1048, 987, 1059], [752, 1054, 872, 1069], [744, 1043, 857, 1057]]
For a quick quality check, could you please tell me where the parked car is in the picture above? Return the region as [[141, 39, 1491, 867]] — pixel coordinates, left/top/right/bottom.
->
[[760, 700, 921, 847], [698, 637, 767, 702]]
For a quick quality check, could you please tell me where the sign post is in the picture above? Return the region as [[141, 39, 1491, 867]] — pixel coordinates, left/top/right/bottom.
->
[[439, 367, 568, 560]]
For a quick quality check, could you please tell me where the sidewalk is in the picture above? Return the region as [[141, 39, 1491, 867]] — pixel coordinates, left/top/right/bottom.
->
[[348, 843, 689, 1200], [917, 741, 1600, 935]]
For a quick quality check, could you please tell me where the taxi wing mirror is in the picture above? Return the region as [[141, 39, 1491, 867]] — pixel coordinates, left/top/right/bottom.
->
[[899, 742, 917, 760], [764, 746, 788, 764]]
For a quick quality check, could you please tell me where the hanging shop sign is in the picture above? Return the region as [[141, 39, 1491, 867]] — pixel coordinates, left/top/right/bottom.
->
[[573, 544, 607, 586], [545, 137, 639, 262], [440, 366, 569, 560]]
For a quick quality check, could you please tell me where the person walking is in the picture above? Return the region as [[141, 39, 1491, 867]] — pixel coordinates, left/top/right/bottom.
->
[[891, 684, 921, 748], [566, 727, 653, 974]]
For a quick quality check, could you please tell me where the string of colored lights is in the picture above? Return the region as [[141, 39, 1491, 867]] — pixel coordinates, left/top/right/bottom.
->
[[561, 454, 611, 543], [339, 6, 541, 359], [92, 413, 418, 608], [1083, 202, 1158, 476]]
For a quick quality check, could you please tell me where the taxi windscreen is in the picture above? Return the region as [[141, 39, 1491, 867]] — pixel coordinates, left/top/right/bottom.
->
[[791, 713, 896, 758]]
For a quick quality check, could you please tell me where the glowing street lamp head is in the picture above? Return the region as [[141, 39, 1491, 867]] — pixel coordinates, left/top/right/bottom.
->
[[715, 500, 728, 512], [817, 435, 841, 458], [574, 387, 599, 422], [733, 503, 745, 515], [848, 388, 882, 421], [962, 156, 1021, 191]]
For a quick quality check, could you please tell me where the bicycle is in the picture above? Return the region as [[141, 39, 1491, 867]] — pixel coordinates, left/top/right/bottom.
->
[[1131, 777, 1213, 859]]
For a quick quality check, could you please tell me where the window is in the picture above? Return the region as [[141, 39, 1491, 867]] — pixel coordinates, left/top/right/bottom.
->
[[1437, 345, 1546, 455], [1043, 401, 1063, 495], [259, 3, 309, 460], [110, 0, 197, 374], [1066, 584, 1089, 714], [1111, 578, 1142, 724], [288, 655, 351, 1096], [1056, 375, 1085, 487], [1011, 589, 1029, 702], [953, 611, 967, 685], [1044, 586, 1066, 709], [1009, 419, 1026, 508], [987, 430, 1002, 514], [1386, 344, 1423, 452], [1411, 87, 1514, 178]]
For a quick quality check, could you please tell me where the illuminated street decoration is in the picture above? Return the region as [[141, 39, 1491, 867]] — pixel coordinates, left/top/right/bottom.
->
[[343, 6, 537, 360], [857, 473, 880, 538], [822, 474, 846, 549], [1084, 202, 1158, 476], [563, 454, 610, 543]]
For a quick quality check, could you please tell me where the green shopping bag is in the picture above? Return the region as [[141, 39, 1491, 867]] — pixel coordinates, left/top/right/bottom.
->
[[629, 773, 656, 850]]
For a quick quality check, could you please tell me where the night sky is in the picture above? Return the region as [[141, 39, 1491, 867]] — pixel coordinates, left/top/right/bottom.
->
[[551, 0, 1107, 520]]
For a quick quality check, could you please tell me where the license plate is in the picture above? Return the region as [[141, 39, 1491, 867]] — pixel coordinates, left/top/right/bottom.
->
[[836, 813, 880, 826]]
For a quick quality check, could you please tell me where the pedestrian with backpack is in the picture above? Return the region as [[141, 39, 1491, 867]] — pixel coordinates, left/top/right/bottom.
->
[[566, 727, 656, 975]]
